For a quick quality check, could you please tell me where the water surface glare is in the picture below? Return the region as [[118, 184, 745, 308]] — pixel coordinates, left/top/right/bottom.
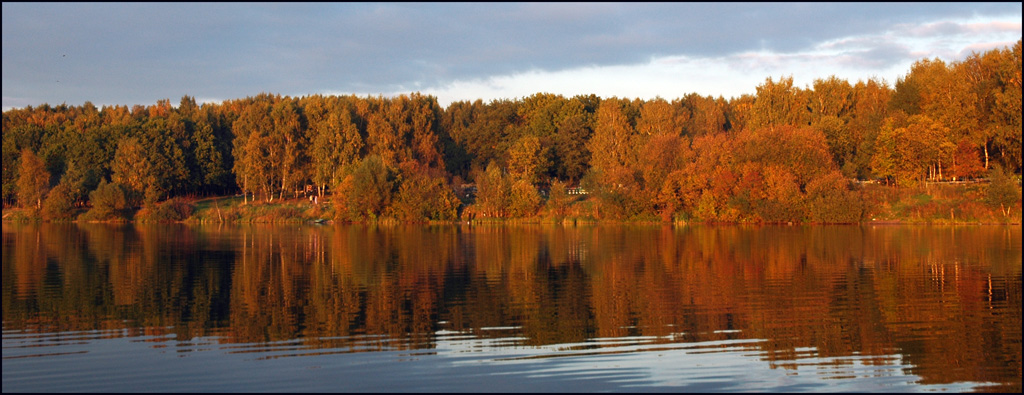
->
[[2, 223, 1020, 392]]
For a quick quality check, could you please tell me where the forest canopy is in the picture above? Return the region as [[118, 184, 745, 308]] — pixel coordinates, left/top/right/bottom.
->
[[2, 40, 1021, 223]]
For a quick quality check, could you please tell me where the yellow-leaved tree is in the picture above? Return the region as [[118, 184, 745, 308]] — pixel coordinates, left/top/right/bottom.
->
[[16, 149, 50, 211]]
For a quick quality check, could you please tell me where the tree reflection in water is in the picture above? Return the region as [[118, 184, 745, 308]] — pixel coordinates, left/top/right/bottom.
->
[[2, 223, 1020, 392]]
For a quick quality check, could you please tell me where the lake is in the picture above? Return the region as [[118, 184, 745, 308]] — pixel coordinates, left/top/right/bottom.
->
[[2, 222, 1020, 392]]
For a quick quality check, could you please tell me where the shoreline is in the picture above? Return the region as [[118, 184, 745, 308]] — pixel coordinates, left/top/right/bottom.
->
[[4, 182, 1021, 226], [3, 212, 1020, 226]]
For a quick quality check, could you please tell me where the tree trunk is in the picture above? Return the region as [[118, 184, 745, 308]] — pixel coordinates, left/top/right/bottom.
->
[[280, 175, 287, 201], [951, 153, 957, 181], [214, 198, 224, 223]]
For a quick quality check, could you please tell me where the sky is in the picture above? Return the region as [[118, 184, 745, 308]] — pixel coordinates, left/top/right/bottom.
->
[[2, 2, 1021, 111]]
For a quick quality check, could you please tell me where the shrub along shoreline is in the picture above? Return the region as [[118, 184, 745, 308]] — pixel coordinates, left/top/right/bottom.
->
[[3, 181, 1020, 226]]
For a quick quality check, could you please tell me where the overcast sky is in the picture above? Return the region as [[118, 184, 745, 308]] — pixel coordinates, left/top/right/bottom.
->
[[2, 2, 1021, 111]]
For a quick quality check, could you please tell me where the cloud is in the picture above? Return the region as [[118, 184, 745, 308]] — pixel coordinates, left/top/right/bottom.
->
[[957, 40, 1021, 58], [421, 9, 1021, 108], [424, 55, 761, 107], [899, 19, 1022, 38], [2, 2, 1021, 110], [2, 96, 39, 112], [965, 20, 1023, 34]]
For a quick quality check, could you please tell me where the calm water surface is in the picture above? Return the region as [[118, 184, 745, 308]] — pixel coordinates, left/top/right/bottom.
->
[[2, 223, 1020, 392]]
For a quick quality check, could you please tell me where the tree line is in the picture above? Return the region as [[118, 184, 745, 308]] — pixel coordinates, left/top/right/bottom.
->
[[2, 40, 1020, 222]]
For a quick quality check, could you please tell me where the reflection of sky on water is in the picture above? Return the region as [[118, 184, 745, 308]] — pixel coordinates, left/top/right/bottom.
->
[[1, 324, 997, 392], [429, 328, 990, 392]]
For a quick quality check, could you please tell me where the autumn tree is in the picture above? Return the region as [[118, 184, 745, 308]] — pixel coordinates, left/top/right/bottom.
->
[[756, 165, 804, 222], [947, 53, 993, 170], [335, 155, 397, 220], [2, 136, 22, 206], [438, 99, 476, 179], [750, 76, 801, 132], [808, 76, 854, 120], [509, 179, 542, 217], [656, 169, 705, 222], [509, 93, 566, 180], [83, 179, 129, 221], [474, 162, 511, 218], [307, 96, 363, 197], [231, 96, 278, 203], [635, 98, 684, 139], [804, 171, 861, 223], [985, 164, 1021, 217], [890, 59, 945, 116], [544, 179, 573, 218], [549, 96, 593, 182], [270, 98, 309, 199], [393, 168, 460, 221], [725, 94, 756, 133], [737, 125, 835, 189], [586, 97, 640, 188], [407, 93, 446, 170], [16, 148, 50, 211], [42, 183, 76, 220], [455, 99, 520, 174], [190, 105, 234, 195], [517, 93, 565, 139], [670, 133, 736, 221], [950, 139, 986, 180], [582, 97, 654, 219], [638, 131, 691, 218], [365, 110, 400, 167], [988, 40, 1022, 173], [847, 78, 891, 179], [111, 137, 151, 207], [506, 135, 545, 184], [138, 116, 190, 203], [806, 76, 856, 176], [871, 114, 949, 186]]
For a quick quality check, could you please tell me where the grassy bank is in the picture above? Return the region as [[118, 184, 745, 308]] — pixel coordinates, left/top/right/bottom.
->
[[181, 196, 332, 224], [859, 182, 1021, 224], [3, 182, 1020, 225]]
